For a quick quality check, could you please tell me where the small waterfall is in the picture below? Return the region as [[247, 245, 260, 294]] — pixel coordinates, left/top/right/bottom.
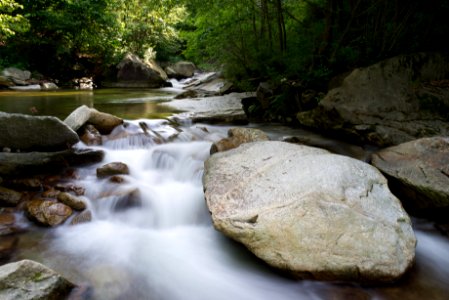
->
[[41, 120, 449, 300]]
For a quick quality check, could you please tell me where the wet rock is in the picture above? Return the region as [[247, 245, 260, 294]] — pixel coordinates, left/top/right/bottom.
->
[[210, 127, 269, 154], [371, 137, 449, 217], [0, 212, 18, 236], [57, 192, 86, 211], [70, 210, 93, 225], [42, 188, 61, 198], [79, 124, 102, 146], [0, 187, 22, 206], [26, 199, 73, 226], [6, 178, 42, 191], [54, 183, 85, 196], [203, 141, 416, 282], [98, 188, 141, 211], [97, 162, 130, 178], [109, 176, 126, 184], [64, 105, 123, 134], [0, 259, 75, 300], [297, 53, 449, 146], [162, 92, 252, 124], [0, 149, 105, 176], [0, 112, 79, 152], [0, 236, 18, 263]]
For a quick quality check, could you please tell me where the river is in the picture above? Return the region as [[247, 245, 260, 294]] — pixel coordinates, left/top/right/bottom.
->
[[1, 85, 449, 299]]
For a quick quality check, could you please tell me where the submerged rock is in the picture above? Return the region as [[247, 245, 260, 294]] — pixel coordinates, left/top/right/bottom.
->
[[70, 210, 93, 225], [0, 259, 75, 300], [298, 53, 449, 146], [210, 127, 269, 154], [0, 112, 79, 152], [203, 141, 416, 282], [371, 136, 449, 217], [97, 162, 130, 178]]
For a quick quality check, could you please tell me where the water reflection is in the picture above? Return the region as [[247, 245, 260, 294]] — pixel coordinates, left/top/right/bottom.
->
[[0, 88, 180, 120]]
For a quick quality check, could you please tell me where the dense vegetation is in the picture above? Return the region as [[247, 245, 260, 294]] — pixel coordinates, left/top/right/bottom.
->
[[1, 0, 449, 85]]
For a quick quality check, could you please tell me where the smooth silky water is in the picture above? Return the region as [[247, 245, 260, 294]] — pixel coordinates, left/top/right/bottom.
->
[[1, 87, 449, 299]]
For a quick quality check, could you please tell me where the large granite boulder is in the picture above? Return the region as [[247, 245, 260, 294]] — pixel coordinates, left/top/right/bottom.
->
[[105, 53, 167, 88], [371, 137, 449, 217], [1, 67, 31, 82], [161, 92, 252, 124], [0, 259, 75, 300], [0, 112, 79, 152], [64, 105, 123, 134], [297, 53, 449, 147], [203, 141, 416, 282]]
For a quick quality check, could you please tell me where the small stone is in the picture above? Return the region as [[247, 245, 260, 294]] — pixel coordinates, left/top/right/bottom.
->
[[109, 176, 125, 184], [97, 162, 130, 178], [57, 192, 87, 211], [70, 210, 93, 225], [55, 183, 85, 196], [0, 187, 22, 206]]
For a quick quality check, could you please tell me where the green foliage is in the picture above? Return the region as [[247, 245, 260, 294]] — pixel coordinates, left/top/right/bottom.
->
[[0, 0, 28, 42]]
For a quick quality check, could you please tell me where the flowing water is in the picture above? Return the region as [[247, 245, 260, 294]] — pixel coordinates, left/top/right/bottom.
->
[[1, 86, 449, 299]]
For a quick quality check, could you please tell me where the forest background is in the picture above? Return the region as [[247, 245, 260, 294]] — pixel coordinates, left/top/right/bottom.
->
[[1, 0, 449, 108]]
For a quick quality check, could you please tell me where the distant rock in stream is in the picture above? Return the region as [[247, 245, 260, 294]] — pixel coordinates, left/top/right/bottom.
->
[[162, 92, 252, 125], [203, 141, 416, 283]]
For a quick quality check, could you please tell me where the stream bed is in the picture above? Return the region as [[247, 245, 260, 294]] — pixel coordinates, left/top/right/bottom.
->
[[1, 87, 449, 299]]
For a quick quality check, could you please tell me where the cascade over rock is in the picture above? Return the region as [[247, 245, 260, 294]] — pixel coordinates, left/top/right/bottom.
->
[[297, 53, 449, 146], [203, 141, 416, 282]]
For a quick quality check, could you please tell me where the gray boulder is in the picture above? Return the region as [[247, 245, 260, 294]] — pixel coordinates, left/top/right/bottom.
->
[[167, 61, 196, 79], [298, 53, 449, 146], [9, 85, 41, 91], [0, 149, 105, 176], [162, 92, 252, 124], [40, 82, 59, 90], [0, 112, 79, 152], [64, 105, 123, 134], [1, 67, 31, 81], [203, 141, 416, 282], [371, 137, 449, 215], [108, 53, 167, 88], [0, 259, 74, 300]]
